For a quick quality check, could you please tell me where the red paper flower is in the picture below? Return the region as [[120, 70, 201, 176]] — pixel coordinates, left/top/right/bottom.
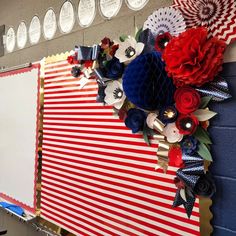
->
[[155, 32, 172, 53], [168, 146, 183, 167], [174, 87, 201, 114], [67, 55, 79, 65], [176, 114, 199, 135], [67, 55, 75, 64], [163, 27, 226, 87]]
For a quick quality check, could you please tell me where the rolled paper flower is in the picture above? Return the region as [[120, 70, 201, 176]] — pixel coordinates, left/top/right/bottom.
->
[[103, 57, 124, 80], [125, 108, 146, 133], [181, 136, 198, 154], [193, 172, 216, 198], [71, 66, 81, 78], [67, 55, 75, 64], [163, 122, 183, 143], [159, 106, 178, 124], [168, 146, 183, 167], [155, 32, 172, 53], [174, 87, 201, 114], [146, 113, 165, 133], [176, 114, 199, 135]]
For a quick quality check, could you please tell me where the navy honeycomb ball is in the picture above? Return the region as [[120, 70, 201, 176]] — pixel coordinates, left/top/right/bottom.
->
[[123, 51, 175, 111]]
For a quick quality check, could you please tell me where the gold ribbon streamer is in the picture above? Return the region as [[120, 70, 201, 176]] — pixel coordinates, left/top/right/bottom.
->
[[156, 140, 171, 173]]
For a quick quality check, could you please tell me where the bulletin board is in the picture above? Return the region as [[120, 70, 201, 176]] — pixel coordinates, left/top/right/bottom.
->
[[40, 54, 200, 236], [0, 65, 40, 213]]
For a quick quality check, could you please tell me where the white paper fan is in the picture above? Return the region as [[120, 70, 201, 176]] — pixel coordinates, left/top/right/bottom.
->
[[143, 7, 186, 37]]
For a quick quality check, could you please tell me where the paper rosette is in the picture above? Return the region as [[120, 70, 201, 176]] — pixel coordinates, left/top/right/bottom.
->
[[173, 0, 236, 44], [143, 7, 186, 37]]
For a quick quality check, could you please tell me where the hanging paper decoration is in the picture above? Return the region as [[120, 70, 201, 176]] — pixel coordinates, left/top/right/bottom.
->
[[173, 0, 236, 44], [143, 7, 186, 37]]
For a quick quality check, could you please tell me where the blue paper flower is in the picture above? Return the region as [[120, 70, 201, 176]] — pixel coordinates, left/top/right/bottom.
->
[[103, 57, 124, 79], [122, 51, 175, 110], [71, 66, 81, 77], [125, 108, 146, 133], [181, 136, 198, 154], [159, 106, 178, 124]]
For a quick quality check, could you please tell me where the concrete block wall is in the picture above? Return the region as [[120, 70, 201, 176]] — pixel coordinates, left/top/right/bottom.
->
[[0, 0, 236, 235]]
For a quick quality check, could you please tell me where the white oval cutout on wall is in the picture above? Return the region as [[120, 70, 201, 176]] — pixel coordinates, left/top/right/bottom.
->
[[59, 1, 75, 34], [29, 15, 41, 45], [6, 27, 16, 53], [99, 0, 122, 19], [17, 21, 27, 49], [78, 0, 96, 27], [43, 8, 57, 40], [125, 0, 149, 11]]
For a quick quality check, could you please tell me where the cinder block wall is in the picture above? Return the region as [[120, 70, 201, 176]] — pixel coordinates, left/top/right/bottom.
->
[[0, 1, 235, 236]]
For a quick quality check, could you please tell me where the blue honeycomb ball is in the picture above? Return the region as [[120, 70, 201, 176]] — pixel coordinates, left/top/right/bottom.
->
[[123, 51, 175, 111]]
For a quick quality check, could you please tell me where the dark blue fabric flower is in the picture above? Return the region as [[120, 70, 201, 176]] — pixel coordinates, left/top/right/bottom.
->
[[193, 172, 216, 198], [71, 66, 81, 77], [103, 57, 124, 79], [125, 108, 146, 133], [181, 136, 198, 154]]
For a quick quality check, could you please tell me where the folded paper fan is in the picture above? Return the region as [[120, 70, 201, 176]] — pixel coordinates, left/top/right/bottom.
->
[[173, 0, 236, 44], [143, 7, 186, 37]]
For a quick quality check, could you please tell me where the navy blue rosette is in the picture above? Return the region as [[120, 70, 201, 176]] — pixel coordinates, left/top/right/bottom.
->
[[173, 152, 215, 218]]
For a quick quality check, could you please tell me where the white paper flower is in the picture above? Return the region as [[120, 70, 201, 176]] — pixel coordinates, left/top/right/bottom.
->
[[104, 80, 126, 109], [163, 123, 183, 143], [115, 37, 144, 63]]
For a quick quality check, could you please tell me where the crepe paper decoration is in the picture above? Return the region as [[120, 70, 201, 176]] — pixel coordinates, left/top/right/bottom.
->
[[200, 96, 213, 109], [173, 0, 236, 44], [194, 126, 212, 145], [122, 51, 175, 110], [197, 142, 213, 162], [143, 7, 186, 37], [193, 109, 217, 122], [196, 76, 232, 102]]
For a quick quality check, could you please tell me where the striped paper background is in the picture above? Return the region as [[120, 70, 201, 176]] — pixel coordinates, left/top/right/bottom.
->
[[41, 59, 200, 236]]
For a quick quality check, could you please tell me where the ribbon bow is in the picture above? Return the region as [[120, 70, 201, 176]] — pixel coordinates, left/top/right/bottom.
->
[[76, 45, 100, 61]]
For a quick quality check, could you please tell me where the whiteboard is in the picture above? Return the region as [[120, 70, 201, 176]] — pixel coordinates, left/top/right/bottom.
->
[[0, 67, 39, 212]]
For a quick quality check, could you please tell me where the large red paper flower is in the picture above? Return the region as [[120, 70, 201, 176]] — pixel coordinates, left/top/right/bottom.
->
[[174, 87, 201, 114], [163, 27, 226, 87]]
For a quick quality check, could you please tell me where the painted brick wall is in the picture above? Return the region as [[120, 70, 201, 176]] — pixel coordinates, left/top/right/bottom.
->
[[211, 62, 236, 236]]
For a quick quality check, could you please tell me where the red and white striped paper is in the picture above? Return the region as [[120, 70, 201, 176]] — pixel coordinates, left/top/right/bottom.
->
[[41, 59, 200, 236]]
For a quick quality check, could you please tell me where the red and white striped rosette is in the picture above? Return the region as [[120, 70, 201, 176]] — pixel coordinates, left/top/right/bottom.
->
[[173, 0, 236, 44]]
